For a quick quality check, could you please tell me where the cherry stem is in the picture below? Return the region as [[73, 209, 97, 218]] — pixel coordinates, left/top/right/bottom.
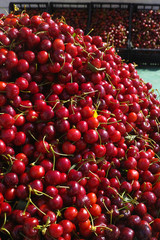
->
[[70, 73, 73, 83], [84, 206, 94, 228], [102, 198, 113, 225], [23, 186, 32, 214], [88, 62, 106, 73], [102, 199, 110, 213], [56, 209, 62, 218], [13, 4, 19, 12], [126, 121, 137, 134], [30, 199, 46, 216], [110, 209, 113, 224], [89, 170, 101, 182], [56, 185, 70, 189], [36, 31, 47, 35], [44, 90, 53, 102], [1, 212, 7, 229], [43, 136, 50, 153], [32, 188, 53, 199], [50, 145, 56, 170], [95, 224, 112, 231], [153, 175, 160, 186], [28, 131, 38, 142], [14, 113, 25, 121], [108, 186, 123, 200], [48, 52, 53, 64], [30, 152, 43, 166], [96, 129, 102, 146], [23, 186, 50, 216], [59, 16, 67, 24], [77, 159, 96, 171], [154, 152, 160, 160], [19, 104, 32, 109], [36, 221, 50, 236], [38, 82, 51, 87], [60, 56, 66, 71], [87, 28, 94, 35], [0, 154, 13, 175], [126, 193, 139, 205], [0, 227, 14, 240], [0, 213, 14, 240], [50, 144, 73, 157], [78, 176, 89, 182], [105, 164, 111, 178]]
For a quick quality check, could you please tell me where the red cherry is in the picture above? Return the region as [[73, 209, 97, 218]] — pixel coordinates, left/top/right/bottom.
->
[[90, 203, 102, 217], [0, 192, 4, 204], [56, 157, 71, 173], [93, 144, 106, 158], [62, 141, 76, 154], [152, 218, 160, 232], [60, 219, 74, 234], [48, 223, 63, 238], [64, 207, 78, 221], [43, 211, 56, 224], [77, 208, 90, 222], [12, 160, 25, 175], [17, 59, 29, 73], [48, 194, 63, 210], [29, 165, 45, 179], [35, 140, 50, 153], [45, 170, 61, 186], [127, 169, 139, 181], [6, 83, 19, 99], [84, 129, 99, 144], [37, 51, 49, 64], [67, 128, 81, 142], [53, 39, 65, 51], [0, 139, 6, 154], [23, 217, 39, 238]]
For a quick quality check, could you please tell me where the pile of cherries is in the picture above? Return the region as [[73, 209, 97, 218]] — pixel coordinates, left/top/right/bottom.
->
[[132, 9, 160, 49], [0, 10, 160, 240], [90, 8, 129, 48]]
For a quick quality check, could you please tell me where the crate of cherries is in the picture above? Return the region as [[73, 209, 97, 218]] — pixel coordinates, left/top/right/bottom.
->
[[90, 3, 130, 49], [131, 4, 160, 49], [50, 2, 91, 34]]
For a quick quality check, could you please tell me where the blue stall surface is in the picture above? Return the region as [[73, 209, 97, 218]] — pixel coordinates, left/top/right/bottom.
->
[[137, 67, 160, 93]]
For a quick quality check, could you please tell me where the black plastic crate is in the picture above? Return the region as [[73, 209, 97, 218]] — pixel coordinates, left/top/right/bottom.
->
[[133, 4, 160, 11], [9, 2, 49, 15], [91, 2, 129, 9], [117, 48, 160, 66], [130, 49, 160, 66], [89, 3, 130, 49], [130, 4, 160, 49], [117, 49, 131, 63], [50, 2, 91, 34]]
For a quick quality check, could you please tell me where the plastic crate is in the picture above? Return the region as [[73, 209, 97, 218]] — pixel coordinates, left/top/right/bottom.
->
[[89, 3, 130, 49], [9, 2, 49, 15], [50, 2, 91, 34], [117, 48, 160, 66], [117, 49, 131, 63], [130, 49, 160, 66], [130, 4, 160, 49]]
